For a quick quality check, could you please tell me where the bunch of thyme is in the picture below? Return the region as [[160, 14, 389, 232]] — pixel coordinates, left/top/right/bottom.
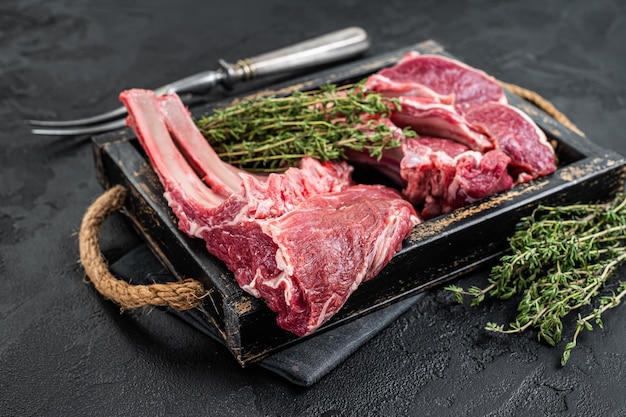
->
[[194, 82, 415, 171], [446, 193, 626, 365]]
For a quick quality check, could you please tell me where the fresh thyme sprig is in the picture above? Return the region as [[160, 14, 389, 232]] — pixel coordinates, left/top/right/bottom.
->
[[194, 82, 415, 171], [446, 193, 626, 365]]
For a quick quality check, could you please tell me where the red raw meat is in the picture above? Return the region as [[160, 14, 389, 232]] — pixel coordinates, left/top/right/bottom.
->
[[401, 137, 464, 208], [258, 185, 418, 334], [362, 51, 553, 216], [376, 52, 508, 110], [400, 137, 513, 218], [120, 89, 420, 337], [391, 96, 494, 152], [449, 149, 514, 206], [364, 73, 455, 104], [464, 102, 556, 183]]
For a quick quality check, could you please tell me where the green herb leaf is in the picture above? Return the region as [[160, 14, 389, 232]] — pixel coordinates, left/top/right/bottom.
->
[[447, 193, 626, 365], [194, 81, 408, 171]]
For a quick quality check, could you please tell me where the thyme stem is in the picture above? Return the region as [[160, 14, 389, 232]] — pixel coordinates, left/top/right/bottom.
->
[[446, 193, 626, 365], [194, 81, 415, 171]]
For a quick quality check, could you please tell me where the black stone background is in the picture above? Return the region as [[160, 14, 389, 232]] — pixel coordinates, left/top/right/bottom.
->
[[2, 0, 626, 415]]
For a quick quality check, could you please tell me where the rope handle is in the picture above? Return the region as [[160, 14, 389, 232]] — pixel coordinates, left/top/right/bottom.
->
[[79, 184, 206, 311], [78, 84, 582, 311]]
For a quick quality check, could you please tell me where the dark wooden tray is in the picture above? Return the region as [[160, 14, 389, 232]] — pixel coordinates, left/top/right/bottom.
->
[[92, 39, 626, 365]]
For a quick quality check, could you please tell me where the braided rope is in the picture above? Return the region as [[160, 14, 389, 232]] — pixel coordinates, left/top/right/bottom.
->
[[78, 184, 206, 310]]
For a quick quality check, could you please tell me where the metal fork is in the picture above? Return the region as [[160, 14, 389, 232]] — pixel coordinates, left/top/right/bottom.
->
[[29, 27, 370, 136]]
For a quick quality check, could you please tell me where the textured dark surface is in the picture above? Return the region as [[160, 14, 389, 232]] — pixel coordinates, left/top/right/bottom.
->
[[107, 244, 425, 387], [2, 0, 626, 416]]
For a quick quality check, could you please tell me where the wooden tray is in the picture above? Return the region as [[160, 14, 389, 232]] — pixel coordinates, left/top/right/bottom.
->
[[92, 39, 626, 365]]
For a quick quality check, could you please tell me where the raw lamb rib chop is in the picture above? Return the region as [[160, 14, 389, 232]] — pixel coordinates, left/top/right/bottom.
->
[[120, 89, 419, 337], [365, 52, 507, 111], [363, 51, 556, 216], [363, 52, 502, 153]]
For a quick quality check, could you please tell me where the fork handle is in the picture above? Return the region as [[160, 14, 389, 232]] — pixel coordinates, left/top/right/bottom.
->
[[164, 27, 369, 95], [219, 27, 370, 87]]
